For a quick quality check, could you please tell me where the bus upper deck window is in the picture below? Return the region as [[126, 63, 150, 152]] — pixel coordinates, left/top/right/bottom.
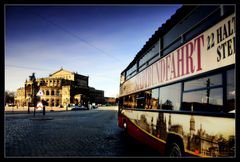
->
[[226, 68, 235, 113]]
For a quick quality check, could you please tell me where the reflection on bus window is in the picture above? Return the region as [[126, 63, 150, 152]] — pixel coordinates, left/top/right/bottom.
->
[[151, 88, 159, 109], [119, 97, 123, 109], [123, 95, 130, 108], [184, 74, 222, 91], [145, 90, 151, 109], [159, 83, 181, 111], [182, 73, 223, 112], [137, 92, 145, 109], [144, 88, 159, 110], [226, 69, 235, 113], [123, 94, 137, 108], [182, 88, 223, 112]]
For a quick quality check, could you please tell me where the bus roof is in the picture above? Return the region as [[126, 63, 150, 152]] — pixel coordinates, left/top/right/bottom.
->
[[122, 5, 196, 74]]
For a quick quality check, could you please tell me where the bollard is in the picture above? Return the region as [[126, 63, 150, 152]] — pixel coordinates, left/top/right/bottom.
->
[[33, 107, 36, 117], [28, 104, 30, 114], [43, 106, 45, 116]]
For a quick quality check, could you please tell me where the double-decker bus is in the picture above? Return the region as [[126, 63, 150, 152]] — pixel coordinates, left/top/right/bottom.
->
[[118, 5, 235, 157]]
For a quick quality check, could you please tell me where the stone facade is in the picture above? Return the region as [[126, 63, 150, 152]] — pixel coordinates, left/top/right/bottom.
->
[[14, 68, 104, 107], [89, 87, 104, 105], [104, 97, 116, 105], [14, 87, 25, 107]]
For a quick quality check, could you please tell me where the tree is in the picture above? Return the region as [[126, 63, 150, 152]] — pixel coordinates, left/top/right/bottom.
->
[[163, 99, 173, 110]]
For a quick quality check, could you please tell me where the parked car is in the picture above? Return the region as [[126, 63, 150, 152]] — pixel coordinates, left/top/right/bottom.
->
[[70, 105, 88, 111], [91, 105, 98, 109], [91, 103, 98, 109], [8, 103, 16, 107], [36, 107, 43, 112]]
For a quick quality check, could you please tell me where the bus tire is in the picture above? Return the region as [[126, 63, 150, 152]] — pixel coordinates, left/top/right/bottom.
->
[[167, 142, 182, 157]]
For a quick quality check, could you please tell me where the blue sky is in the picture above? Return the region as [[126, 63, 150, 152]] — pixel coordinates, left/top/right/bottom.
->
[[5, 4, 181, 97]]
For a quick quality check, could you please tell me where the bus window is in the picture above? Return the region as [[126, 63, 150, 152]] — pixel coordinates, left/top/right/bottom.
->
[[145, 90, 152, 109], [126, 64, 137, 80], [184, 74, 222, 91], [144, 89, 159, 110], [130, 94, 137, 108], [123, 96, 129, 108], [226, 68, 235, 113], [182, 73, 223, 112], [119, 97, 123, 110], [151, 88, 159, 109], [159, 83, 181, 111], [182, 88, 223, 112], [137, 92, 145, 109]]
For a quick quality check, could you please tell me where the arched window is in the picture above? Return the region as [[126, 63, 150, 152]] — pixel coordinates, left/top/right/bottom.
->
[[40, 81, 45, 86], [46, 99, 49, 106], [46, 90, 49, 96], [56, 99, 59, 107], [51, 90, 55, 96], [51, 99, 54, 107], [56, 90, 60, 96]]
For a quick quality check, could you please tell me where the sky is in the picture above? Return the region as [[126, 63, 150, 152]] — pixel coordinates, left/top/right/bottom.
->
[[5, 4, 182, 97]]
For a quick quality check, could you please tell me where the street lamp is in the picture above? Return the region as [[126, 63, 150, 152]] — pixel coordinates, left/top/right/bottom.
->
[[66, 98, 69, 111], [27, 96, 30, 114]]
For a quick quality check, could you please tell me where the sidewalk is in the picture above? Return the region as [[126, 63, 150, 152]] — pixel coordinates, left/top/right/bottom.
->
[[5, 106, 67, 114], [5, 106, 119, 114]]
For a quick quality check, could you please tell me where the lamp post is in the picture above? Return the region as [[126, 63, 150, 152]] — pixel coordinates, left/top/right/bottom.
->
[[27, 96, 30, 114], [32, 73, 37, 117], [66, 98, 68, 111]]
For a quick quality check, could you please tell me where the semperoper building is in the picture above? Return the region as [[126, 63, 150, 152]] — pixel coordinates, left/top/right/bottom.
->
[[14, 68, 104, 107]]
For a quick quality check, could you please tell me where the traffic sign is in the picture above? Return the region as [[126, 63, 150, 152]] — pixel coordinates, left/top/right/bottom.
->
[[36, 90, 44, 96]]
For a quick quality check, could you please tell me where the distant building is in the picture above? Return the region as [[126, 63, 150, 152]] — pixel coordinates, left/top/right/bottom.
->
[[104, 97, 116, 105], [14, 68, 104, 107], [89, 87, 104, 105]]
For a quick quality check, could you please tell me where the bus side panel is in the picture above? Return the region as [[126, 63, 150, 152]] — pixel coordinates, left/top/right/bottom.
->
[[125, 116, 166, 155], [118, 112, 124, 128], [121, 110, 235, 157]]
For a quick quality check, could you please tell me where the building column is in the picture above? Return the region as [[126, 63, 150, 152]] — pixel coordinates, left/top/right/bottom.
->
[[54, 99, 57, 107]]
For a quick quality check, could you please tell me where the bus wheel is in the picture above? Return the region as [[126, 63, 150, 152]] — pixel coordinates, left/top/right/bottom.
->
[[168, 143, 182, 157]]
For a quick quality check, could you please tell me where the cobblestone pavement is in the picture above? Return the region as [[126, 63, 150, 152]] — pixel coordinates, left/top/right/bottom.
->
[[5, 106, 161, 158]]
